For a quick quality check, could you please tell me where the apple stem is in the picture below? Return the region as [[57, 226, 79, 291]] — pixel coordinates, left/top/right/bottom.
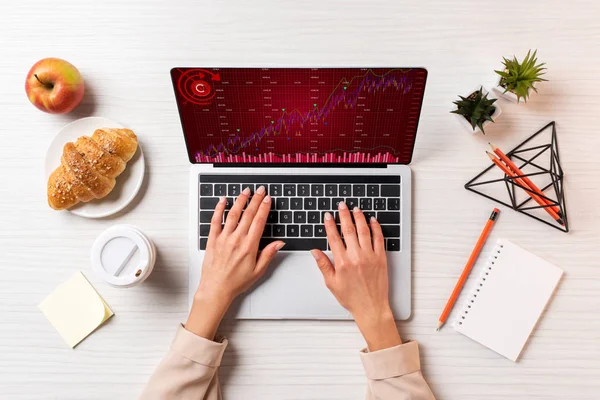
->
[[34, 74, 54, 89]]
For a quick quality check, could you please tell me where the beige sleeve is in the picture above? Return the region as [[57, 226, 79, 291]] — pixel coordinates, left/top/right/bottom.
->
[[139, 325, 227, 400], [360, 341, 436, 400]]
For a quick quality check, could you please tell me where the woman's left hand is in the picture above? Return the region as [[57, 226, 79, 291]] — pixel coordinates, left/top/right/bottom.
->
[[186, 186, 285, 339]]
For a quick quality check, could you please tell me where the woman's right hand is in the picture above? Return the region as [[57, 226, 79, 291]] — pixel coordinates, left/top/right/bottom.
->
[[310, 201, 402, 351]]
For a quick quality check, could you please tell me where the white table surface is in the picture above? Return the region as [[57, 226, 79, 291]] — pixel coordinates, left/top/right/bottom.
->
[[1, 1, 599, 399]]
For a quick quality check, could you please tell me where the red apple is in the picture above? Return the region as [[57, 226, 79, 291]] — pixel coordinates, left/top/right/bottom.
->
[[25, 58, 85, 114]]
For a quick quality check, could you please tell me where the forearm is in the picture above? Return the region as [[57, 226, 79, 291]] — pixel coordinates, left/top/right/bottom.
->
[[139, 325, 227, 400], [354, 308, 402, 351], [185, 291, 231, 340], [141, 291, 233, 400]]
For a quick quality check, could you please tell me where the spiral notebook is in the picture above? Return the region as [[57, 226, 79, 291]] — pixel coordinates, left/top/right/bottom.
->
[[453, 239, 563, 361]]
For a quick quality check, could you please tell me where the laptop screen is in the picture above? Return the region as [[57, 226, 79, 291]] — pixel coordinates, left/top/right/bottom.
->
[[171, 68, 427, 164]]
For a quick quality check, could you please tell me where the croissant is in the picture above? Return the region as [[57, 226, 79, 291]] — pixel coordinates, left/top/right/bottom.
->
[[48, 128, 138, 210]]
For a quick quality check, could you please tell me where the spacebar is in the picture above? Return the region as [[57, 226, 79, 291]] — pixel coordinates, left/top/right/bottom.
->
[[259, 238, 327, 251]]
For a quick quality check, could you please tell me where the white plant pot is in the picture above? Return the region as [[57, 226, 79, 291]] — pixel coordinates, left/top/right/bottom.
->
[[453, 86, 502, 135], [492, 76, 536, 103]]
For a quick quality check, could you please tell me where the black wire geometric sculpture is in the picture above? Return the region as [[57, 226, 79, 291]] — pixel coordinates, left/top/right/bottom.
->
[[465, 121, 568, 232]]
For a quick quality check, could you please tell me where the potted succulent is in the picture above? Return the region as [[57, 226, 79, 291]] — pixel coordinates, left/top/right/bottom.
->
[[451, 87, 501, 135], [493, 49, 547, 103]]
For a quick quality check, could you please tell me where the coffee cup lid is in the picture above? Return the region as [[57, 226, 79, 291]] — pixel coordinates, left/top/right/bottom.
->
[[91, 225, 153, 287]]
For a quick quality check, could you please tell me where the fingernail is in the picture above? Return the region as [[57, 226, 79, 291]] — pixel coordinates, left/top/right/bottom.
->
[[324, 212, 333, 221], [370, 216, 377, 222], [242, 187, 251, 195], [310, 249, 321, 260], [219, 196, 226, 203], [353, 206, 360, 213], [263, 194, 271, 203], [338, 201, 347, 210], [276, 242, 286, 250], [256, 185, 266, 194]]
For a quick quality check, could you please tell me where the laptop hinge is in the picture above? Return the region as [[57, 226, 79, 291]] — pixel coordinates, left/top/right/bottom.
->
[[212, 163, 389, 168]]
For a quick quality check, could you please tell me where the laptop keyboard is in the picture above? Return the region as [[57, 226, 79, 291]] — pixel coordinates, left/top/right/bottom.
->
[[198, 175, 401, 252]]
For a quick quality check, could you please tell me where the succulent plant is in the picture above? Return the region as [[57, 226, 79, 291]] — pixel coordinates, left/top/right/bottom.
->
[[495, 49, 547, 103], [451, 87, 497, 134]]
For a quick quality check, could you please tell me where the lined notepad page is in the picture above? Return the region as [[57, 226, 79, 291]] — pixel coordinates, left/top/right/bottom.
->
[[453, 239, 563, 362]]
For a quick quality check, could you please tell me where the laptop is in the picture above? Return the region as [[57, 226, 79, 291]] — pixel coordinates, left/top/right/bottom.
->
[[171, 67, 427, 320]]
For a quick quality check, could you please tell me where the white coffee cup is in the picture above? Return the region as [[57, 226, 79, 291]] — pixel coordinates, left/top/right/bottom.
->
[[91, 225, 156, 287]]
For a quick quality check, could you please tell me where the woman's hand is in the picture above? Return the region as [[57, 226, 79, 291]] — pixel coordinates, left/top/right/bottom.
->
[[310, 202, 402, 351], [186, 186, 285, 339]]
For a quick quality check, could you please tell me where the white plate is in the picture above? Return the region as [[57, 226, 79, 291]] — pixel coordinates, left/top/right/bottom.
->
[[45, 117, 145, 218]]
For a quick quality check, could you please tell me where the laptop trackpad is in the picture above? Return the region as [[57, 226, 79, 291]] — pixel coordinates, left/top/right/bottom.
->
[[249, 252, 347, 319]]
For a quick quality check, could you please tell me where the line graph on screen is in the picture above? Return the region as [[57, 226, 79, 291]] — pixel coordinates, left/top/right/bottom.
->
[[171, 67, 427, 164]]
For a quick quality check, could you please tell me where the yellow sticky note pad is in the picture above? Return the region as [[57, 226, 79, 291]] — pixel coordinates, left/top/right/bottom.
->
[[39, 272, 114, 348]]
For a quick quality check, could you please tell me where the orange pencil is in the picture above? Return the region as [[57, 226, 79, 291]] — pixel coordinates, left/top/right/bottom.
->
[[437, 208, 500, 331], [489, 143, 561, 216], [487, 152, 563, 225]]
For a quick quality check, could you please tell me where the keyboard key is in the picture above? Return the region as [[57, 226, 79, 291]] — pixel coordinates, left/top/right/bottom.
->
[[352, 185, 365, 197], [363, 211, 376, 221], [387, 239, 401, 251], [200, 197, 220, 210], [388, 198, 400, 210], [284, 184, 296, 196], [332, 198, 344, 208], [267, 211, 278, 224], [259, 238, 327, 251], [270, 184, 282, 196], [287, 225, 300, 237], [367, 185, 379, 197], [241, 184, 254, 194], [223, 211, 229, 222], [381, 185, 400, 197], [275, 198, 289, 210], [339, 185, 351, 196], [200, 237, 208, 250], [225, 198, 234, 209], [311, 184, 324, 196], [308, 211, 320, 223], [301, 225, 313, 237], [374, 198, 387, 210], [294, 211, 307, 224], [290, 198, 303, 210], [214, 184, 227, 196], [199, 224, 211, 236], [381, 225, 400, 237], [281, 211, 293, 223], [315, 225, 327, 237], [200, 184, 213, 196], [318, 198, 330, 210], [304, 198, 317, 210], [200, 211, 213, 223], [346, 198, 359, 209], [273, 225, 286, 237], [298, 184, 310, 196], [228, 184, 240, 196], [377, 212, 400, 224], [325, 184, 337, 196], [360, 198, 372, 210], [262, 225, 272, 237]]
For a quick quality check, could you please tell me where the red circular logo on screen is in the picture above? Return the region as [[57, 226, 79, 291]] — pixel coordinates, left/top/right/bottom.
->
[[177, 69, 220, 105], [192, 80, 211, 96]]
